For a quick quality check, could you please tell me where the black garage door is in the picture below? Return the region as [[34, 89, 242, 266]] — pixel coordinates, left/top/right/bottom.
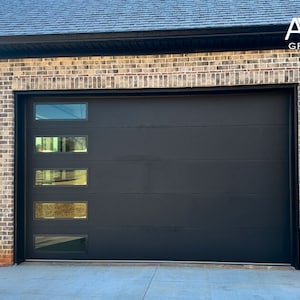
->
[[24, 90, 292, 263]]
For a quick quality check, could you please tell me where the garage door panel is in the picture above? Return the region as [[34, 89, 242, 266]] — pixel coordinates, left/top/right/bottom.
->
[[87, 226, 290, 262], [25, 90, 292, 263], [86, 126, 288, 161], [29, 158, 289, 194], [223, 227, 291, 263], [151, 161, 288, 194], [218, 194, 290, 227], [89, 193, 289, 228], [30, 190, 288, 228], [88, 161, 288, 194], [89, 194, 225, 227], [204, 227, 290, 262], [88, 93, 288, 128], [88, 227, 219, 260], [31, 220, 90, 233], [29, 158, 89, 169], [28, 126, 89, 136]]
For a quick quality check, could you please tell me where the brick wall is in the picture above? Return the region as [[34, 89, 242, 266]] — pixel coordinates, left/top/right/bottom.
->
[[0, 49, 299, 266]]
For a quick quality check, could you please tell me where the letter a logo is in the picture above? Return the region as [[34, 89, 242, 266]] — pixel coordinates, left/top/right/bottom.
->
[[285, 18, 300, 40]]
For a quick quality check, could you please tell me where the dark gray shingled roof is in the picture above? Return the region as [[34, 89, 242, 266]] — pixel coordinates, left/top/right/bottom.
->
[[0, 0, 300, 36]]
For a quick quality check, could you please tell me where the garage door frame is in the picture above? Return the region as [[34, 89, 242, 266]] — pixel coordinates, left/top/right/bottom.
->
[[14, 84, 299, 268]]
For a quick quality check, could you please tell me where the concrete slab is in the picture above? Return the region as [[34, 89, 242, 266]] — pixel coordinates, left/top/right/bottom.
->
[[0, 263, 300, 300]]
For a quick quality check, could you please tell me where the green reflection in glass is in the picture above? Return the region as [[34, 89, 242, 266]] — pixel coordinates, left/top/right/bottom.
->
[[35, 137, 87, 153], [34, 235, 87, 252], [35, 169, 87, 186]]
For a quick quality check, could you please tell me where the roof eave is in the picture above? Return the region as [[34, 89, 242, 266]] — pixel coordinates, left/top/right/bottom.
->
[[0, 24, 290, 58]]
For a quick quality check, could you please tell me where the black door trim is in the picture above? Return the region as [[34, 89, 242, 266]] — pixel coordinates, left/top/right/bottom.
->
[[290, 86, 300, 269], [14, 84, 299, 267]]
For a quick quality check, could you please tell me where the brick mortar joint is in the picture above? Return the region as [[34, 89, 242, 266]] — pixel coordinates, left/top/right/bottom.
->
[[11, 68, 300, 77]]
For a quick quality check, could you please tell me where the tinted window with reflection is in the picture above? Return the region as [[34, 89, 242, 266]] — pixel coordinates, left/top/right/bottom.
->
[[34, 235, 87, 252], [35, 137, 87, 153], [35, 169, 87, 186], [35, 103, 87, 120], [35, 202, 87, 219]]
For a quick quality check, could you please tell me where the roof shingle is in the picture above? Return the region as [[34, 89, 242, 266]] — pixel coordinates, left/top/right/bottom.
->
[[0, 0, 299, 36]]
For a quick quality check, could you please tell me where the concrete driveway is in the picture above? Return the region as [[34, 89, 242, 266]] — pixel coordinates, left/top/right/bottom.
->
[[0, 263, 300, 299]]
